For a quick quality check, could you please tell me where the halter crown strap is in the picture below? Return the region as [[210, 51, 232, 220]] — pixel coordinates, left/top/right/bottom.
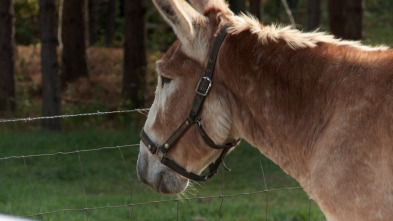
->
[[189, 23, 231, 119], [140, 24, 240, 182]]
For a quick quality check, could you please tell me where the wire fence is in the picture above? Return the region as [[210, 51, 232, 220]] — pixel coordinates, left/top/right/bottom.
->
[[0, 109, 313, 221], [0, 108, 150, 123]]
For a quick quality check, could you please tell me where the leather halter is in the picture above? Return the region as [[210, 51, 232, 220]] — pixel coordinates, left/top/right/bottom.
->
[[140, 24, 240, 182]]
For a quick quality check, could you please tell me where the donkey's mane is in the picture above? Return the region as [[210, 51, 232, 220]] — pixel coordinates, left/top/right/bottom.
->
[[227, 14, 388, 51]]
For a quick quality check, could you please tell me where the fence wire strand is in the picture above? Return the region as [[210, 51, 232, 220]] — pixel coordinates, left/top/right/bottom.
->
[[22, 157, 43, 220], [118, 147, 134, 220], [260, 158, 269, 220], [1, 107, 307, 220], [0, 144, 138, 161], [0, 108, 150, 123], [21, 187, 302, 219], [77, 151, 89, 221]]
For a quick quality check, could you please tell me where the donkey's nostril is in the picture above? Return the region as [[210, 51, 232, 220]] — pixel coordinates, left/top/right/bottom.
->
[[137, 168, 149, 186], [158, 181, 172, 194]]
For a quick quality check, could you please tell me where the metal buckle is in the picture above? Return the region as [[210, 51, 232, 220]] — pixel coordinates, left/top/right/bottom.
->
[[155, 150, 165, 161], [195, 77, 212, 96]]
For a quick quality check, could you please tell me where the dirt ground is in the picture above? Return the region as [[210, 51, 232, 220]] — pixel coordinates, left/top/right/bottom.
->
[[15, 46, 157, 114]]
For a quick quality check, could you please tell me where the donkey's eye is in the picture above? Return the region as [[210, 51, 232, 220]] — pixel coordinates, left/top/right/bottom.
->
[[161, 76, 172, 87]]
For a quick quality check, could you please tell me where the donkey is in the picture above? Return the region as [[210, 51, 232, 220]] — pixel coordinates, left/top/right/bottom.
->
[[137, 0, 393, 220]]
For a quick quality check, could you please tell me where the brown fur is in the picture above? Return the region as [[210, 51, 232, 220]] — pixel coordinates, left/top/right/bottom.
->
[[219, 31, 393, 220], [138, 0, 393, 220]]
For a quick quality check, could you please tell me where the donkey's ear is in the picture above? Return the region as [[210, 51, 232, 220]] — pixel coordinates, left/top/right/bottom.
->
[[153, 0, 205, 44], [189, 0, 231, 15]]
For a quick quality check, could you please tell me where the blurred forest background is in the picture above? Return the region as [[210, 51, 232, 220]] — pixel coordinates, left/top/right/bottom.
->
[[0, 0, 392, 130]]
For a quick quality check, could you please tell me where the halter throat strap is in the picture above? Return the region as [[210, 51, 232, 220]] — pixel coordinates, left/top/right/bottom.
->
[[140, 24, 240, 182]]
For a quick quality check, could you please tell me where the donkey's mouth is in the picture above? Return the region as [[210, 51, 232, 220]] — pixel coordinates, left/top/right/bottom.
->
[[155, 170, 188, 194], [137, 147, 188, 194], [139, 168, 188, 194]]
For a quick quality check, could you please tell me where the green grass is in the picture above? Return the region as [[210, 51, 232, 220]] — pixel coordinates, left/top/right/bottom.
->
[[0, 127, 325, 220]]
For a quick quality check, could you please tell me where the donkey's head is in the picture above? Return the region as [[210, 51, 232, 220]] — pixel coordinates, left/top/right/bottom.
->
[[137, 0, 240, 194]]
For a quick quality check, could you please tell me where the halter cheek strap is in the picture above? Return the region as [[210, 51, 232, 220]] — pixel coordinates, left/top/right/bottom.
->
[[140, 24, 240, 182]]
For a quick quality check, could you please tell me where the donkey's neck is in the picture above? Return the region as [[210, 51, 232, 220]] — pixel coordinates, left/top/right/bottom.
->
[[219, 32, 336, 186]]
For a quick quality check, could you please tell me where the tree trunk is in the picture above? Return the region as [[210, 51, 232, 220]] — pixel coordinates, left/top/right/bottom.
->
[[328, 0, 346, 38], [58, 0, 64, 50], [40, 0, 61, 130], [307, 0, 321, 31], [249, 0, 262, 21], [344, 0, 363, 40], [328, 0, 363, 40], [229, 0, 246, 14], [0, 0, 16, 112], [89, 0, 99, 45], [61, 0, 89, 84], [105, 0, 117, 47], [123, 0, 146, 108]]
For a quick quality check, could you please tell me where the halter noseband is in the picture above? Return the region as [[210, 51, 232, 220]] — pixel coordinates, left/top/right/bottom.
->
[[140, 24, 240, 182]]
